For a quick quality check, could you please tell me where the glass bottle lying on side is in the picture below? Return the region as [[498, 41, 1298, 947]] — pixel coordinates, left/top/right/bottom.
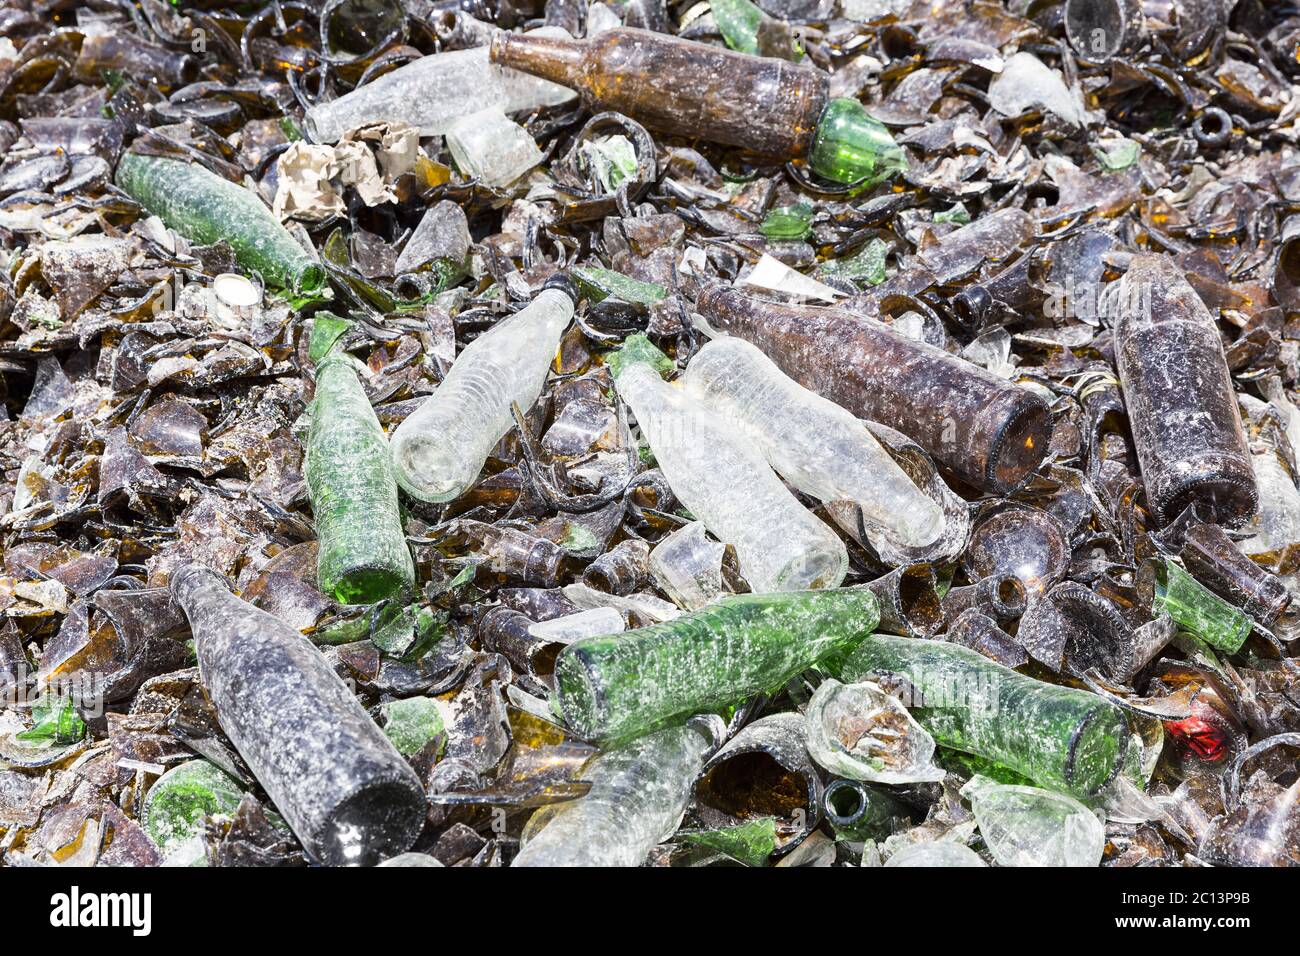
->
[[553, 589, 879, 743], [306, 352, 415, 605], [168, 564, 426, 866], [609, 334, 848, 593], [1112, 254, 1257, 526], [489, 27, 907, 186], [388, 277, 576, 503], [115, 152, 325, 296], [695, 284, 1053, 494], [683, 335, 944, 548], [826, 634, 1131, 798]]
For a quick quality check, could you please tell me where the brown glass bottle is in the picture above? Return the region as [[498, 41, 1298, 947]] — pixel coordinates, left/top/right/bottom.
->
[[490, 27, 827, 161], [695, 284, 1054, 494], [1113, 255, 1257, 527], [1178, 520, 1290, 625]]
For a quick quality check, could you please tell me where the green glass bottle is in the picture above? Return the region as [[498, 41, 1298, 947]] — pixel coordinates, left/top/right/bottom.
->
[[116, 152, 326, 296], [489, 29, 906, 187], [554, 589, 878, 743], [307, 353, 415, 604], [828, 635, 1130, 798]]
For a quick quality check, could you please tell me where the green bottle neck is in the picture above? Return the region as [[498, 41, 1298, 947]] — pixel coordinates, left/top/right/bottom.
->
[[808, 98, 908, 187]]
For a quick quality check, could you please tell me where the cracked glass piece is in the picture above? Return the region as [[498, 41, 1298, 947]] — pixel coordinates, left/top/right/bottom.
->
[[555, 589, 878, 743], [446, 107, 544, 188], [115, 153, 325, 295], [394, 200, 470, 275], [987, 52, 1086, 127], [695, 284, 1052, 494], [760, 202, 814, 241], [831, 635, 1130, 798], [648, 521, 725, 611], [884, 840, 986, 867], [389, 286, 574, 502], [808, 97, 908, 186], [168, 563, 425, 866], [677, 816, 778, 866], [527, 607, 625, 643], [307, 355, 415, 605], [964, 776, 1106, 868], [611, 334, 847, 592], [142, 759, 246, 863], [694, 712, 823, 852], [1241, 448, 1300, 559], [382, 697, 447, 757], [805, 679, 943, 784], [513, 718, 719, 866], [1154, 559, 1253, 654], [685, 335, 943, 548], [303, 37, 577, 143], [1113, 255, 1257, 527]]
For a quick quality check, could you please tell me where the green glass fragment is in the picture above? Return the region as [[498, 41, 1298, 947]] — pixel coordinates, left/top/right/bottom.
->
[[114, 152, 326, 296], [710, 0, 763, 54], [808, 98, 908, 186], [370, 602, 444, 657], [678, 816, 777, 866], [382, 697, 446, 757], [607, 332, 674, 381], [574, 267, 666, 306], [760, 202, 814, 241], [142, 759, 245, 858], [814, 238, 888, 287], [308, 311, 354, 364], [280, 115, 304, 142], [579, 135, 638, 192], [560, 523, 601, 556], [1153, 559, 1253, 653], [554, 589, 879, 743], [828, 635, 1130, 798], [306, 355, 416, 605], [934, 203, 971, 225], [16, 694, 85, 744], [1093, 138, 1140, 171]]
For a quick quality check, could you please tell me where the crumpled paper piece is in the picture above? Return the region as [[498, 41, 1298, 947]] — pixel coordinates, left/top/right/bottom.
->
[[273, 122, 421, 221]]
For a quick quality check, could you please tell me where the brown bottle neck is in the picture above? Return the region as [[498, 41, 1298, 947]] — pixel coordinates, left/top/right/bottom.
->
[[489, 29, 588, 88]]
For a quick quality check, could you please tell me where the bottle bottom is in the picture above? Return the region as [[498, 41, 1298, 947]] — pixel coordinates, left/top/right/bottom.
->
[[325, 565, 411, 606], [986, 399, 1054, 494], [1156, 470, 1259, 529]]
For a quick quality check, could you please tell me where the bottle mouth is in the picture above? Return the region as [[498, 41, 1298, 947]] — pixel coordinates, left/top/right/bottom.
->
[[319, 775, 426, 867]]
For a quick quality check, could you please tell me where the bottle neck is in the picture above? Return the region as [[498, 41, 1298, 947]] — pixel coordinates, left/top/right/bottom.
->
[[489, 29, 587, 89]]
